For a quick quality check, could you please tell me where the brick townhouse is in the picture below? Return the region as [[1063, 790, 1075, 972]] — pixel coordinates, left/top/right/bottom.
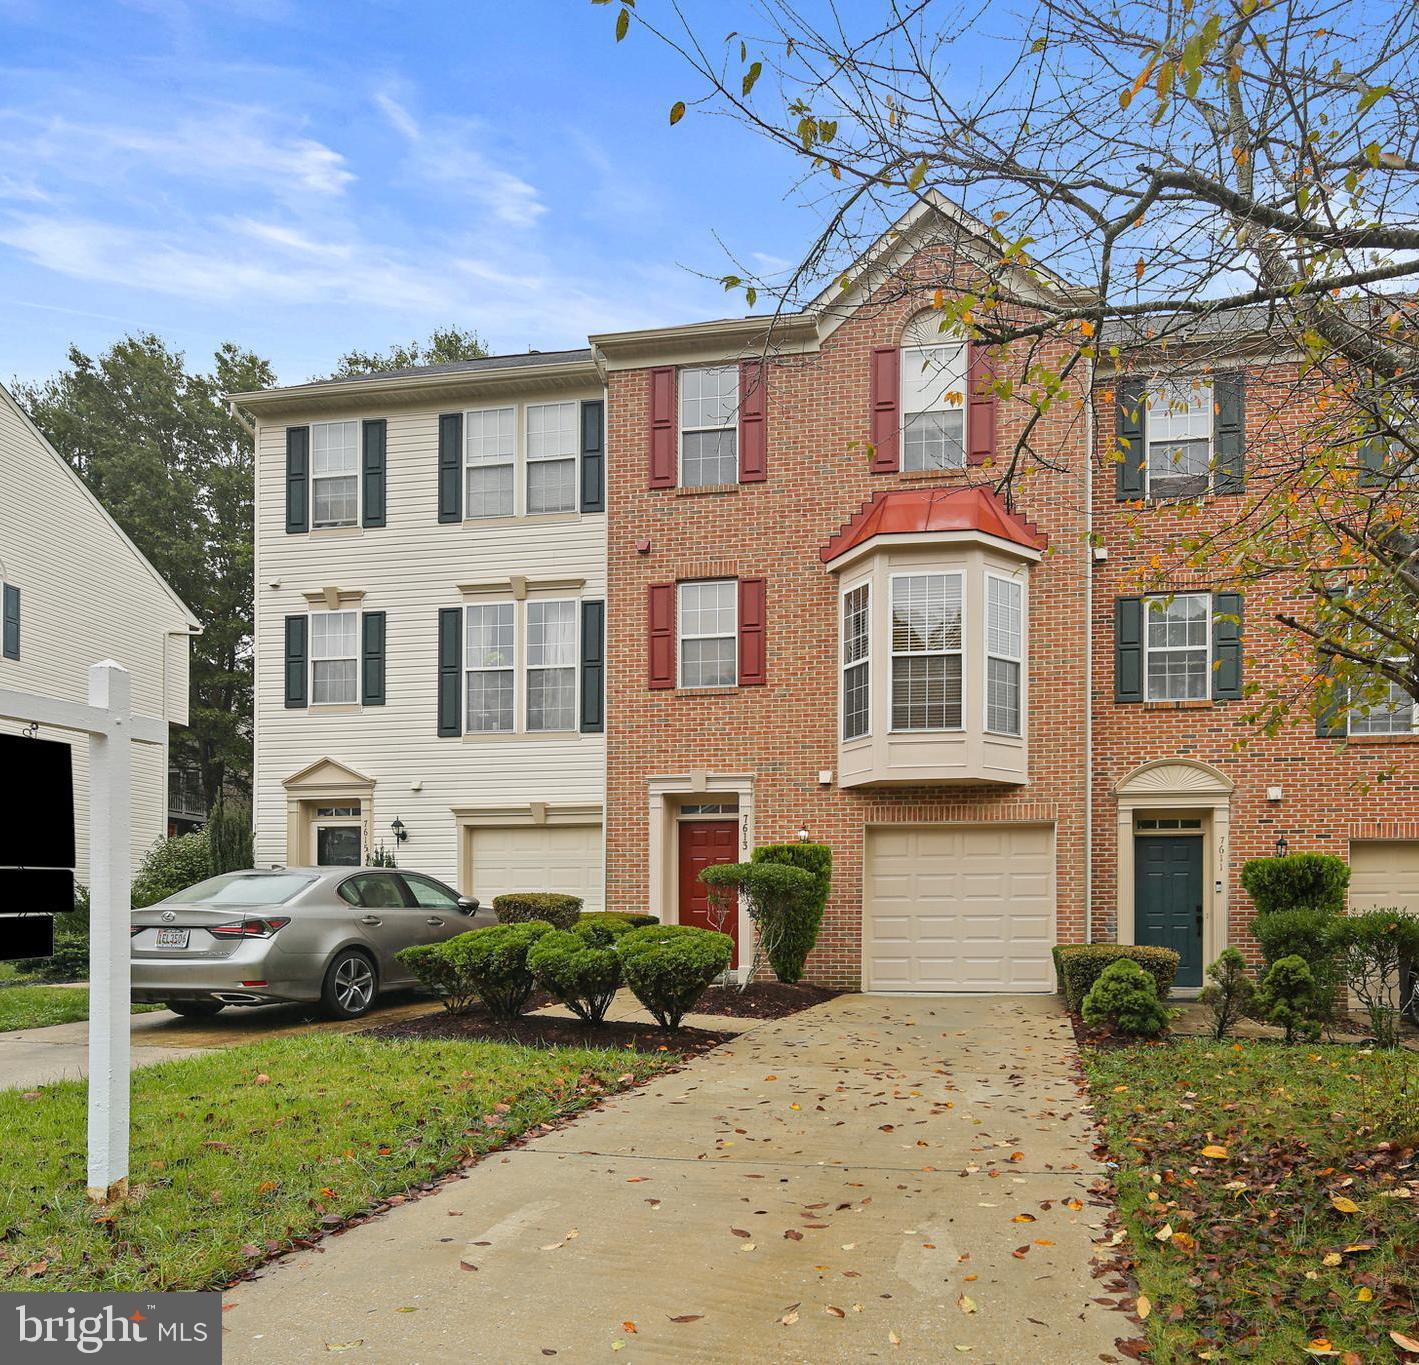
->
[[238, 196, 1417, 995]]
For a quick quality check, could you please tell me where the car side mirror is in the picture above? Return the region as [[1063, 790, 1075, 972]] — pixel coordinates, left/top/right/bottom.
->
[[457, 896, 479, 916]]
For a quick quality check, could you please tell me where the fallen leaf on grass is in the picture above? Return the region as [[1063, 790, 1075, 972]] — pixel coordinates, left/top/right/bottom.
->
[[1199, 1145, 1228, 1159], [1391, 1330, 1419, 1353], [1155, 1223, 1173, 1242], [1330, 1196, 1360, 1214], [1136, 1295, 1151, 1320]]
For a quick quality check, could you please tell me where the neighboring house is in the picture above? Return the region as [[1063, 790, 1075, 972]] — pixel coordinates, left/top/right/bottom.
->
[[0, 380, 198, 884], [234, 353, 608, 907]]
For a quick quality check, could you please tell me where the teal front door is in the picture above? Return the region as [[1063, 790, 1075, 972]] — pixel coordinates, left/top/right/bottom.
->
[[1134, 835, 1204, 989]]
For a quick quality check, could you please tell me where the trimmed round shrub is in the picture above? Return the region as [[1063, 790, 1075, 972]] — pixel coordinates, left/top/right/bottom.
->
[[395, 941, 478, 1014], [132, 831, 212, 908], [700, 861, 813, 984], [1240, 852, 1349, 916], [1250, 908, 1342, 1013], [442, 921, 555, 1022], [619, 924, 734, 1029], [1254, 954, 1322, 1043], [528, 924, 622, 1024], [750, 842, 832, 983], [1053, 944, 1179, 1012], [1080, 958, 1170, 1037], [577, 912, 659, 939], [492, 892, 582, 931]]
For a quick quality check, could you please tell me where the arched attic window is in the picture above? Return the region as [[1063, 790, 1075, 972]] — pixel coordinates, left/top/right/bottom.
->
[[899, 312, 969, 472]]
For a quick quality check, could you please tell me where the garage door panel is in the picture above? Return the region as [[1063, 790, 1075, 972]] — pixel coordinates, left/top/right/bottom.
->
[[469, 824, 604, 912], [864, 824, 1055, 993]]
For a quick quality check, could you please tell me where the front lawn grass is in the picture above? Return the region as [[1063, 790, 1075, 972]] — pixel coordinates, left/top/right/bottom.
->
[[0, 986, 161, 1032], [0, 1033, 670, 1291], [1085, 1040, 1419, 1363]]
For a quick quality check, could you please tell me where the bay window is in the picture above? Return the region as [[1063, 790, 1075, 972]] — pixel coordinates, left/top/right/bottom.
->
[[986, 575, 1023, 735], [679, 367, 739, 487], [311, 422, 359, 528], [842, 583, 870, 740], [890, 573, 963, 730]]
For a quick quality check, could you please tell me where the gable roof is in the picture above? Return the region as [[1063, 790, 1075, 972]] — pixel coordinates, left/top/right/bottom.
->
[[0, 381, 200, 629], [820, 484, 1046, 565]]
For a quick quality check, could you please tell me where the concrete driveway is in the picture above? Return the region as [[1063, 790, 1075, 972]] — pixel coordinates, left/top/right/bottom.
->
[[221, 994, 1126, 1364]]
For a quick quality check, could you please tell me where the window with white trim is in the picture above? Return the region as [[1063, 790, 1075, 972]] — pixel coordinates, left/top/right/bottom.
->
[[1144, 594, 1210, 700], [465, 602, 515, 732], [465, 407, 515, 519], [311, 421, 359, 528], [1147, 379, 1213, 498], [900, 317, 966, 472], [679, 367, 738, 487], [678, 580, 737, 688], [842, 582, 870, 740], [891, 573, 963, 730], [526, 402, 578, 515], [986, 575, 1023, 735], [526, 599, 578, 731], [1348, 671, 1418, 735], [309, 610, 358, 705]]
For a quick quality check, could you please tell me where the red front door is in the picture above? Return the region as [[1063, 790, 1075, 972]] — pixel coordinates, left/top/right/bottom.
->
[[678, 819, 740, 966]]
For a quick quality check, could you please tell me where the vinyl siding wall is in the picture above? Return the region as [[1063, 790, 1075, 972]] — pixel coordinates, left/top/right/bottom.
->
[[252, 385, 607, 894], [0, 385, 193, 882]]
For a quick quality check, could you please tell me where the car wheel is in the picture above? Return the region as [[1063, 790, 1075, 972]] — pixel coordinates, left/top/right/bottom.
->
[[321, 949, 377, 1019], [165, 1001, 226, 1019]]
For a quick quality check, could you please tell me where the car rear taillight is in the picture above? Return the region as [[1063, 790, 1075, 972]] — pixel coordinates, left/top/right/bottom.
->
[[208, 917, 292, 939], [130, 926, 143, 937]]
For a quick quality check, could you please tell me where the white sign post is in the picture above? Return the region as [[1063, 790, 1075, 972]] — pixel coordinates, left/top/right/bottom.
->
[[0, 660, 166, 1203]]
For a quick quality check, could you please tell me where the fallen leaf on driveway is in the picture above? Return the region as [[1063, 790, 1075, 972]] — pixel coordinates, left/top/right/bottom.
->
[[825, 1306, 845, 1318], [889, 1330, 902, 1346], [668, 1315, 703, 1324], [780, 1310, 799, 1326], [784, 1229, 803, 1241], [458, 1260, 478, 1271], [324, 1344, 361, 1353], [957, 1294, 977, 1314]]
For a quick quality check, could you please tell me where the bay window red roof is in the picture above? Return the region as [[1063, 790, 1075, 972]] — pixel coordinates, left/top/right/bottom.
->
[[820, 485, 1046, 564]]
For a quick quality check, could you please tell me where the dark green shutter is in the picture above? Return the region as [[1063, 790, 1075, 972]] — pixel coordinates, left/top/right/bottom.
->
[[1115, 378, 1146, 499], [1, 583, 18, 660], [284, 615, 308, 708], [1359, 437, 1387, 487], [437, 608, 462, 736], [1115, 597, 1144, 702], [1213, 373, 1245, 495], [438, 414, 462, 523], [285, 427, 309, 534], [1211, 591, 1243, 699], [362, 420, 386, 528], [580, 599, 605, 733], [361, 611, 386, 706], [580, 400, 605, 513]]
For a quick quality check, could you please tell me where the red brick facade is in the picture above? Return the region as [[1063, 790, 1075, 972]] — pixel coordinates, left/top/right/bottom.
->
[[599, 245, 1418, 990]]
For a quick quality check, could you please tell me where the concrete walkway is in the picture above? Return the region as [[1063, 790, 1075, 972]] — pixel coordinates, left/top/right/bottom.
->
[[221, 994, 1125, 1364]]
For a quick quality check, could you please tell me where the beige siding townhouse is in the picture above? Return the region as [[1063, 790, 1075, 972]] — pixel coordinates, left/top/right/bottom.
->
[[234, 353, 608, 906], [0, 381, 198, 883]]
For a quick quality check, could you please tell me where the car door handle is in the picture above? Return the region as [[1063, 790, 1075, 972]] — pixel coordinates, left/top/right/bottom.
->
[[359, 915, 381, 926], [426, 917, 444, 927]]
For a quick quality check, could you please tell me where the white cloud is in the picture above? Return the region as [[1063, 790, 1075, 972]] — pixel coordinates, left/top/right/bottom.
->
[[374, 91, 544, 228]]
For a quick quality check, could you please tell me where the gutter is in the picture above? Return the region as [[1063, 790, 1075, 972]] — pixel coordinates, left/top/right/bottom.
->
[[1084, 357, 1095, 944]]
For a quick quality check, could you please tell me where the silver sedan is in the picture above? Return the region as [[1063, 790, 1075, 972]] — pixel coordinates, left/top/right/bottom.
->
[[130, 867, 493, 1019]]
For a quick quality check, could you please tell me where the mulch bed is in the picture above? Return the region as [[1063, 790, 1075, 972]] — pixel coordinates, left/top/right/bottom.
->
[[692, 981, 845, 1019], [364, 1006, 735, 1058]]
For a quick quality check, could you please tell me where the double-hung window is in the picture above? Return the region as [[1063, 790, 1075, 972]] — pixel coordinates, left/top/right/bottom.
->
[[678, 580, 737, 687], [526, 402, 578, 514], [1144, 594, 1210, 700], [891, 573, 963, 729], [465, 603, 515, 732], [842, 583, 871, 740], [1349, 671, 1417, 735], [310, 610, 358, 704], [465, 407, 515, 519], [526, 599, 577, 731], [900, 342, 967, 471], [679, 367, 738, 487], [986, 575, 1023, 735], [1147, 379, 1212, 498], [311, 422, 359, 528]]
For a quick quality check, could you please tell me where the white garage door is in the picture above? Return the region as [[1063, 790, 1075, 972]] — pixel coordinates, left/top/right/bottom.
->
[[468, 824, 604, 911], [1350, 841, 1419, 914], [864, 824, 1055, 992]]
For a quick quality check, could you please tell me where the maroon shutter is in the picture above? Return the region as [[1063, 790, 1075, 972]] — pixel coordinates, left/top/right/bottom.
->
[[738, 360, 767, 482], [869, 346, 900, 472], [737, 577, 766, 685], [649, 366, 677, 488], [648, 583, 676, 688], [966, 343, 997, 467]]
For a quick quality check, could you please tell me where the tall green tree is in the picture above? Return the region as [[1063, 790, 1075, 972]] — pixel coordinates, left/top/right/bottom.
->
[[18, 335, 272, 804], [329, 325, 488, 379]]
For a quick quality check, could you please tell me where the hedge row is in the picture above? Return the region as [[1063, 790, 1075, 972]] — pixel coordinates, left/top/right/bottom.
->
[[1053, 944, 1180, 1011]]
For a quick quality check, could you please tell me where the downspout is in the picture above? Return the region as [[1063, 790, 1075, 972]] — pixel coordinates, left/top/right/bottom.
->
[[1083, 356, 1095, 944]]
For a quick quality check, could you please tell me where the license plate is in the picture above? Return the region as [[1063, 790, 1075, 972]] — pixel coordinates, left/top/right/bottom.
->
[[155, 928, 189, 949]]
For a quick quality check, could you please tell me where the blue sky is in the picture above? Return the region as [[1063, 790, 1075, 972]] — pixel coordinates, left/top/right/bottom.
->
[[0, 0, 824, 385]]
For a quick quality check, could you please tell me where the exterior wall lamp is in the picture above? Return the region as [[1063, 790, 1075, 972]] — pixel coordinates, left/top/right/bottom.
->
[[797, 826, 809, 843], [391, 818, 409, 844], [1275, 835, 1288, 857]]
